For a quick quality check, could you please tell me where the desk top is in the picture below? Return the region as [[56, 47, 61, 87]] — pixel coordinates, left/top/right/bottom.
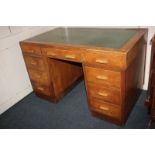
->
[[26, 28, 139, 49]]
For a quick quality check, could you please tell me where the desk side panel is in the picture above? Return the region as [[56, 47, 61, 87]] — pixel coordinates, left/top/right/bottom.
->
[[124, 36, 147, 121]]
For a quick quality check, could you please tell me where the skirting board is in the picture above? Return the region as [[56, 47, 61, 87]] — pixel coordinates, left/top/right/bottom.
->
[[0, 86, 33, 114]]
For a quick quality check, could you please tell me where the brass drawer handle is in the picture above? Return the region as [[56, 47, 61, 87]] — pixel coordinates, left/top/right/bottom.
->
[[95, 59, 108, 64], [28, 50, 34, 53], [65, 55, 76, 59], [99, 106, 109, 111], [48, 52, 57, 56], [96, 75, 108, 80], [98, 92, 108, 97], [31, 62, 37, 65], [37, 87, 44, 91], [36, 75, 41, 79]]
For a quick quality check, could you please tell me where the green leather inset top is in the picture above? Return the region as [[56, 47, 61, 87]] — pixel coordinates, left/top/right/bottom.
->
[[27, 27, 137, 49]]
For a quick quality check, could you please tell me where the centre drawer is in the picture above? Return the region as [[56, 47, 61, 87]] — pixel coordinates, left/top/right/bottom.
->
[[87, 83, 121, 105], [84, 66, 121, 88], [28, 69, 49, 85], [42, 47, 82, 62]]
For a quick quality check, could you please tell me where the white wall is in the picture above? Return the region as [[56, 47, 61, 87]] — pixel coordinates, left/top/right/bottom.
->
[[0, 26, 56, 114], [0, 26, 154, 114], [143, 27, 155, 90]]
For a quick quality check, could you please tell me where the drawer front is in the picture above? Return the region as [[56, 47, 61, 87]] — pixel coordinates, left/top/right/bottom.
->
[[84, 52, 125, 69], [28, 69, 49, 85], [24, 55, 45, 71], [43, 47, 82, 62], [84, 66, 121, 88], [89, 98, 121, 119], [21, 44, 41, 55], [32, 82, 51, 96], [87, 83, 121, 105]]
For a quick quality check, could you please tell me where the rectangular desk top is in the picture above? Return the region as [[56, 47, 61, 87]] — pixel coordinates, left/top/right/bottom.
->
[[25, 28, 142, 50]]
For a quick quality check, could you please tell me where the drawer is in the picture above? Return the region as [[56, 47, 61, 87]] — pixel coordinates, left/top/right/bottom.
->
[[84, 51, 125, 69], [43, 47, 82, 62], [87, 83, 121, 105], [24, 55, 45, 71], [28, 69, 49, 85], [84, 66, 121, 88], [32, 82, 51, 96], [20, 43, 41, 55], [89, 98, 121, 120]]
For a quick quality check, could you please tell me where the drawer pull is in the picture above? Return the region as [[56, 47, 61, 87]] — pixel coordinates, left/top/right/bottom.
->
[[98, 92, 108, 97], [99, 106, 109, 111], [48, 52, 57, 56], [37, 87, 44, 91], [96, 59, 108, 64], [31, 62, 37, 65], [36, 75, 41, 79], [96, 75, 108, 80], [28, 50, 34, 53], [65, 55, 76, 59]]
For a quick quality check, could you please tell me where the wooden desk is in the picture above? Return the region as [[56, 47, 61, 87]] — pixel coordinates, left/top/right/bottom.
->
[[20, 28, 147, 125]]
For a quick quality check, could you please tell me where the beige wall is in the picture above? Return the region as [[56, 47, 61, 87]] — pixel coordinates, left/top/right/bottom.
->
[[0, 26, 154, 114], [0, 26, 56, 114]]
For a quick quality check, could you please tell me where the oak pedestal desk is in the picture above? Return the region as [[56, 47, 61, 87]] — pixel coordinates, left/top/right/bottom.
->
[[20, 28, 147, 125]]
